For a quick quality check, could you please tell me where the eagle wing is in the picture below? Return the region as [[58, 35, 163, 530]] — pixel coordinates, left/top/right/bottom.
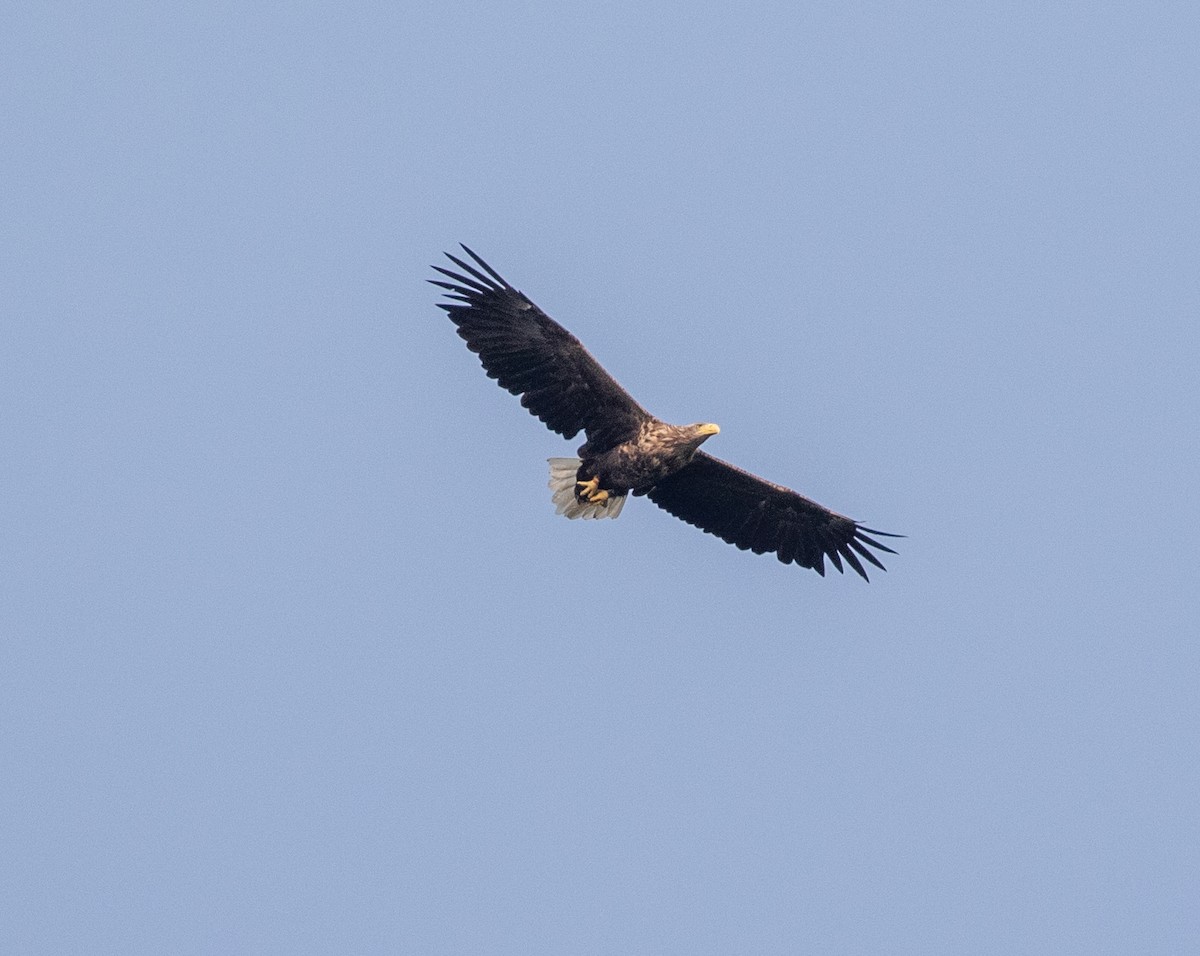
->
[[645, 451, 899, 580], [432, 246, 650, 447]]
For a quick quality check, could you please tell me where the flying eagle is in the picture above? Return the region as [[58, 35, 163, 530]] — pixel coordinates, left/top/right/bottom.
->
[[432, 246, 899, 580]]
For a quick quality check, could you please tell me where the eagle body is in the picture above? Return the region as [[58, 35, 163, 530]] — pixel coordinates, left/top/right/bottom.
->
[[432, 246, 899, 580], [583, 420, 721, 498]]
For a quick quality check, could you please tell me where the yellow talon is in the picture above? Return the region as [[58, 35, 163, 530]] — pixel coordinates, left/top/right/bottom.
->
[[576, 475, 601, 498]]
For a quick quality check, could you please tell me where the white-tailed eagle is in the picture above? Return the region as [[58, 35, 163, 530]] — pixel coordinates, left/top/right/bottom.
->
[[432, 246, 899, 580]]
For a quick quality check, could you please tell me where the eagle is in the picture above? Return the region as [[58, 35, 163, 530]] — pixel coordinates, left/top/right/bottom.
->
[[432, 246, 899, 580]]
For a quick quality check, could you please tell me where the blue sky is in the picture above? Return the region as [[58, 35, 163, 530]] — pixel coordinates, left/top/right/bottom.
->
[[4, 1, 1198, 953]]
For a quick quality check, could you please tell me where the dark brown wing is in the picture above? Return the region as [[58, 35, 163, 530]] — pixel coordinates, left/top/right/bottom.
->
[[645, 452, 900, 580], [432, 246, 650, 447]]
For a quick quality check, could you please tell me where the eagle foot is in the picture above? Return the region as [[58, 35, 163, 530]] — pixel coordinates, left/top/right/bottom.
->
[[575, 475, 610, 504]]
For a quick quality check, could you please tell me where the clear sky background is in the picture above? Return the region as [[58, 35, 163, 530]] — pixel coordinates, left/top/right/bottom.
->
[[4, 2, 1198, 953]]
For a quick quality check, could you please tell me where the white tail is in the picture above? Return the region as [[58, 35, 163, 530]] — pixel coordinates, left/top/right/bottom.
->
[[547, 458, 627, 519]]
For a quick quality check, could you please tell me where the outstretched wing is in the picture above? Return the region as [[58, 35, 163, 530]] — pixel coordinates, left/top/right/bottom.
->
[[645, 452, 900, 580], [432, 246, 650, 447]]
